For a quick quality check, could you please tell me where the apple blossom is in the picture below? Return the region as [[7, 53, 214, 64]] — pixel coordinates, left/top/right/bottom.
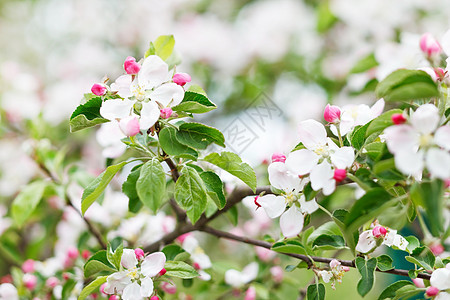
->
[[244, 286, 256, 300], [426, 286, 440, 297], [356, 225, 408, 253], [225, 262, 258, 287], [160, 282, 176, 294], [23, 274, 37, 290], [182, 235, 212, 281], [318, 259, 348, 289], [271, 152, 286, 163], [134, 248, 145, 260], [67, 247, 79, 260], [323, 104, 341, 123], [160, 107, 173, 119], [333, 169, 347, 182], [172, 72, 191, 86], [419, 33, 441, 57], [0, 283, 18, 300], [158, 268, 166, 276], [91, 83, 107, 96], [81, 250, 91, 260], [372, 225, 387, 238], [46, 277, 58, 288], [118, 115, 141, 137], [384, 104, 450, 179], [150, 296, 159, 300], [391, 113, 407, 125], [22, 259, 35, 273], [123, 56, 141, 75], [270, 266, 284, 283]]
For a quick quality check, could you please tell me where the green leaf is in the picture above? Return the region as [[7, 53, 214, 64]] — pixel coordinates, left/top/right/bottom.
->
[[172, 91, 217, 114], [62, 279, 77, 299], [70, 97, 108, 132], [226, 205, 238, 226], [405, 246, 435, 271], [11, 181, 47, 226], [153, 35, 175, 61], [136, 158, 166, 213], [159, 127, 198, 160], [84, 250, 116, 277], [122, 166, 143, 213], [106, 243, 123, 270], [410, 180, 445, 236], [378, 281, 414, 300], [312, 234, 345, 249], [332, 209, 357, 254], [364, 142, 386, 161], [350, 53, 378, 74], [174, 166, 208, 224], [376, 255, 394, 271], [316, 1, 337, 33], [81, 161, 128, 215], [355, 257, 377, 297], [350, 123, 371, 150], [366, 109, 403, 137], [164, 261, 199, 278], [271, 240, 308, 255], [176, 122, 225, 149], [345, 188, 394, 234], [204, 152, 257, 192], [405, 236, 420, 253], [162, 245, 187, 261], [78, 276, 107, 300], [375, 69, 439, 102], [307, 222, 342, 244], [200, 171, 226, 209], [393, 285, 421, 300], [307, 283, 325, 300]]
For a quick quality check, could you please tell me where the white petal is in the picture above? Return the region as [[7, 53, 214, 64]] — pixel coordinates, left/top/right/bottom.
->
[[322, 179, 336, 196], [241, 262, 259, 283], [434, 125, 450, 151], [354, 104, 373, 126], [411, 104, 440, 135], [298, 120, 327, 150], [441, 29, 450, 56], [383, 229, 397, 246], [141, 252, 166, 277], [198, 270, 212, 281], [339, 111, 355, 136], [268, 162, 301, 192], [182, 236, 199, 254], [192, 253, 212, 270], [150, 83, 185, 107], [104, 271, 131, 295], [111, 75, 132, 98], [384, 125, 419, 154], [310, 161, 334, 191], [299, 195, 319, 214], [370, 99, 385, 118], [122, 282, 143, 300], [394, 150, 424, 177], [319, 270, 333, 283], [224, 269, 244, 287], [430, 267, 450, 290], [139, 101, 160, 130], [355, 231, 376, 253], [330, 147, 355, 169], [121, 249, 138, 269], [426, 148, 450, 179], [257, 195, 286, 218], [138, 55, 169, 89], [285, 149, 319, 175], [280, 205, 304, 238], [140, 277, 154, 297], [100, 99, 134, 120], [392, 234, 408, 251]]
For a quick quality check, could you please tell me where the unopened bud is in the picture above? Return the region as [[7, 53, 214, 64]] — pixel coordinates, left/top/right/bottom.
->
[[23, 274, 37, 291], [160, 107, 173, 119], [372, 226, 387, 238], [244, 286, 256, 300], [271, 153, 286, 163], [91, 83, 107, 96], [124, 56, 141, 75], [430, 243, 444, 255], [46, 277, 58, 289], [324, 104, 341, 123], [391, 113, 407, 125], [419, 33, 441, 57], [176, 233, 191, 243], [342, 266, 350, 272], [254, 196, 261, 208], [158, 268, 167, 276], [150, 297, 160, 300], [82, 250, 91, 260], [426, 286, 439, 297], [109, 296, 118, 300], [67, 247, 79, 260], [333, 169, 347, 182], [134, 248, 145, 260], [119, 116, 140, 137], [172, 73, 191, 86], [22, 259, 35, 273], [270, 266, 284, 283]]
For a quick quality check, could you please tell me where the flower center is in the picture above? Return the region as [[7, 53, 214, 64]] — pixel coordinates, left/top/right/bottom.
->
[[419, 134, 433, 147], [314, 145, 329, 157], [127, 267, 140, 280], [131, 84, 146, 101], [284, 192, 296, 205]]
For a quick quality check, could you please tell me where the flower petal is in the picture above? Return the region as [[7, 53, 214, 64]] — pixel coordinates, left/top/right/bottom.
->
[[394, 150, 424, 177], [298, 120, 327, 150], [268, 162, 300, 192], [330, 146, 355, 169], [150, 83, 185, 107], [138, 55, 169, 89], [384, 125, 419, 154], [111, 75, 132, 98], [139, 101, 160, 130], [434, 125, 450, 151], [370, 98, 385, 118], [411, 104, 440, 134], [285, 149, 319, 175], [310, 161, 334, 191], [122, 282, 142, 300], [257, 194, 286, 218], [141, 252, 166, 277], [430, 267, 450, 290], [100, 99, 134, 120], [355, 230, 376, 253], [280, 205, 304, 238], [426, 148, 450, 179], [241, 262, 259, 284], [121, 249, 138, 269], [140, 277, 154, 297], [298, 195, 319, 214], [224, 269, 244, 287]]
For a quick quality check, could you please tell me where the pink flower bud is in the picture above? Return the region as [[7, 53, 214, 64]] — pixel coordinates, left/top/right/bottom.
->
[[330, 259, 340, 269], [324, 104, 341, 123], [391, 113, 407, 125], [150, 297, 160, 300], [430, 243, 444, 255], [158, 268, 167, 276], [134, 248, 145, 260], [435, 68, 446, 79], [445, 178, 450, 188], [91, 83, 107, 96], [372, 226, 387, 238], [333, 169, 347, 182], [342, 266, 350, 272], [271, 153, 286, 163], [160, 107, 173, 119], [160, 282, 176, 294], [82, 250, 91, 260], [412, 278, 425, 288], [270, 266, 284, 283], [100, 283, 107, 295], [172, 73, 191, 86], [123, 56, 141, 75], [254, 196, 261, 208], [420, 33, 441, 57], [255, 246, 275, 262], [46, 277, 58, 288], [177, 233, 192, 243], [109, 296, 118, 300], [426, 286, 440, 297], [23, 274, 37, 290], [67, 247, 79, 260], [22, 259, 35, 273], [193, 263, 202, 271], [62, 273, 70, 281], [244, 286, 256, 300], [119, 116, 141, 137]]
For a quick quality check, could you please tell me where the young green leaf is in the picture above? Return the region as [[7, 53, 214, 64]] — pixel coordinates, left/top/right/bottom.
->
[[174, 166, 208, 224], [271, 240, 308, 255], [172, 91, 217, 114], [405, 246, 435, 271], [164, 261, 199, 278], [11, 181, 47, 226], [312, 234, 345, 250], [176, 123, 225, 149], [159, 127, 198, 160], [204, 152, 257, 192], [200, 171, 226, 209], [153, 35, 175, 61], [81, 161, 128, 215], [122, 166, 143, 213], [365, 109, 403, 137], [162, 245, 187, 261], [306, 283, 325, 300], [355, 257, 377, 297], [78, 276, 107, 300], [84, 250, 117, 278], [70, 97, 108, 132], [136, 158, 166, 213], [378, 280, 414, 300], [376, 254, 394, 271]]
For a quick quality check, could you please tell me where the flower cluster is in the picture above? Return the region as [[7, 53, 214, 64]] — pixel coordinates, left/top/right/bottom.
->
[[355, 224, 408, 254], [318, 259, 350, 289]]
